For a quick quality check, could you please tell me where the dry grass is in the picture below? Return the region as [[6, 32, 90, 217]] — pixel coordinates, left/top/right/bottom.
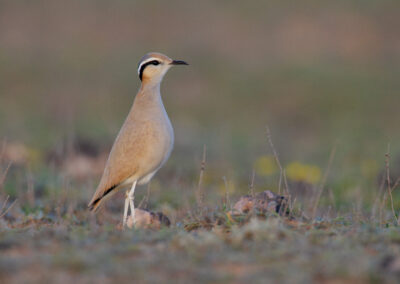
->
[[1, 139, 400, 283]]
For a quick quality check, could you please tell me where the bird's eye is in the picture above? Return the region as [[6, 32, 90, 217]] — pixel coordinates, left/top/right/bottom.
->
[[152, 60, 160, 66]]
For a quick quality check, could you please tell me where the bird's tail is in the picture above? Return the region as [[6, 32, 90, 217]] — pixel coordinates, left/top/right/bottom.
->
[[88, 198, 103, 212], [88, 184, 118, 212]]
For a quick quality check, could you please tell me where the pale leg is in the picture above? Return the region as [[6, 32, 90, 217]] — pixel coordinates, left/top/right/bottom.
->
[[122, 192, 129, 228], [128, 181, 137, 227]]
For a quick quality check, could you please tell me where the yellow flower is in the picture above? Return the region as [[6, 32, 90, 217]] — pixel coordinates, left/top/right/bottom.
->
[[286, 162, 321, 185], [254, 156, 278, 176]]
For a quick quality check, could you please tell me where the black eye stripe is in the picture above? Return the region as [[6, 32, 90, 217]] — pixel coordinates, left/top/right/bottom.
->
[[138, 60, 161, 81]]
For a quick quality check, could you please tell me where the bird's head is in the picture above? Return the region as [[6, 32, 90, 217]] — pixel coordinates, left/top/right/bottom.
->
[[137, 52, 188, 85]]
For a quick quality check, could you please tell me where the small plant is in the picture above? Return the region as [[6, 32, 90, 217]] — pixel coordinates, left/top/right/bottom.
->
[[0, 158, 16, 219]]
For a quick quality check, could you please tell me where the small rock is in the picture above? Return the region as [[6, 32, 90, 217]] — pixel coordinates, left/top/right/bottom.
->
[[233, 190, 287, 215], [127, 208, 171, 229]]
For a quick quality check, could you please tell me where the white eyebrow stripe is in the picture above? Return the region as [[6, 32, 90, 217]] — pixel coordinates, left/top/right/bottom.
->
[[137, 57, 159, 74]]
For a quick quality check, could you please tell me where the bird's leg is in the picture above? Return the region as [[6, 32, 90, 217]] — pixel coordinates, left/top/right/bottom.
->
[[122, 192, 129, 229], [128, 181, 137, 227]]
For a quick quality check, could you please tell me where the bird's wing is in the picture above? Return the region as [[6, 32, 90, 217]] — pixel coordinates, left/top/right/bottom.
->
[[88, 120, 146, 211]]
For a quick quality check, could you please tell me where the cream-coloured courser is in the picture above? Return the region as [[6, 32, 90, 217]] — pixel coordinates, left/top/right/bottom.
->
[[88, 52, 188, 228]]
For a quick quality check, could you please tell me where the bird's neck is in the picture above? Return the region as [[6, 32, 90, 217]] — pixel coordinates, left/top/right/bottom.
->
[[139, 76, 165, 95], [130, 81, 168, 121], [137, 82, 164, 107]]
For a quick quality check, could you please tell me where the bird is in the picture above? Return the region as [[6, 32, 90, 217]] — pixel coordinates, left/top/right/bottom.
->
[[88, 52, 188, 228]]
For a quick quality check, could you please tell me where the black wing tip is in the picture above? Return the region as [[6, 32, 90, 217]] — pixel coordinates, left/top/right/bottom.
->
[[87, 184, 118, 212], [88, 198, 101, 211]]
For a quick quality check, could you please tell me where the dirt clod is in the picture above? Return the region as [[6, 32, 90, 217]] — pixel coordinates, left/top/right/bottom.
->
[[127, 209, 171, 229], [233, 190, 287, 215]]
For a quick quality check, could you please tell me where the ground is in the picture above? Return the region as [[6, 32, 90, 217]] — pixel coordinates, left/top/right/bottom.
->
[[1, 209, 400, 283]]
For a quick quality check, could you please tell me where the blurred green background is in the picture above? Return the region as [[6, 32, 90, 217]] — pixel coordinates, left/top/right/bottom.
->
[[1, 0, 400, 205]]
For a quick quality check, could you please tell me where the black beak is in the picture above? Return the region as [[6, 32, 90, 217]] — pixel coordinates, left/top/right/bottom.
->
[[170, 60, 188, 65]]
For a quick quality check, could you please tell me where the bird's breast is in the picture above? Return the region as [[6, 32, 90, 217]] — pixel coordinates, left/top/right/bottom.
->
[[158, 107, 174, 160], [138, 104, 174, 166], [124, 93, 174, 178]]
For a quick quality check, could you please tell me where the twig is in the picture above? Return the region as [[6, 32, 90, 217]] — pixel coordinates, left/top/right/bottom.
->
[[196, 144, 206, 208], [312, 142, 337, 219], [266, 126, 289, 197], [384, 144, 397, 223], [372, 170, 387, 222], [283, 170, 290, 198], [391, 177, 400, 193], [278, 171, 283, 195], [0, 195, 9, 213], [379, 191, 387, 226], [354, 186, 363, 222], [390, 176, 400, 225], [0, 196, 17, 218], [0, 162, 12, 190], [249, 169, 255, 198], [222, 176, 231, 210]]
